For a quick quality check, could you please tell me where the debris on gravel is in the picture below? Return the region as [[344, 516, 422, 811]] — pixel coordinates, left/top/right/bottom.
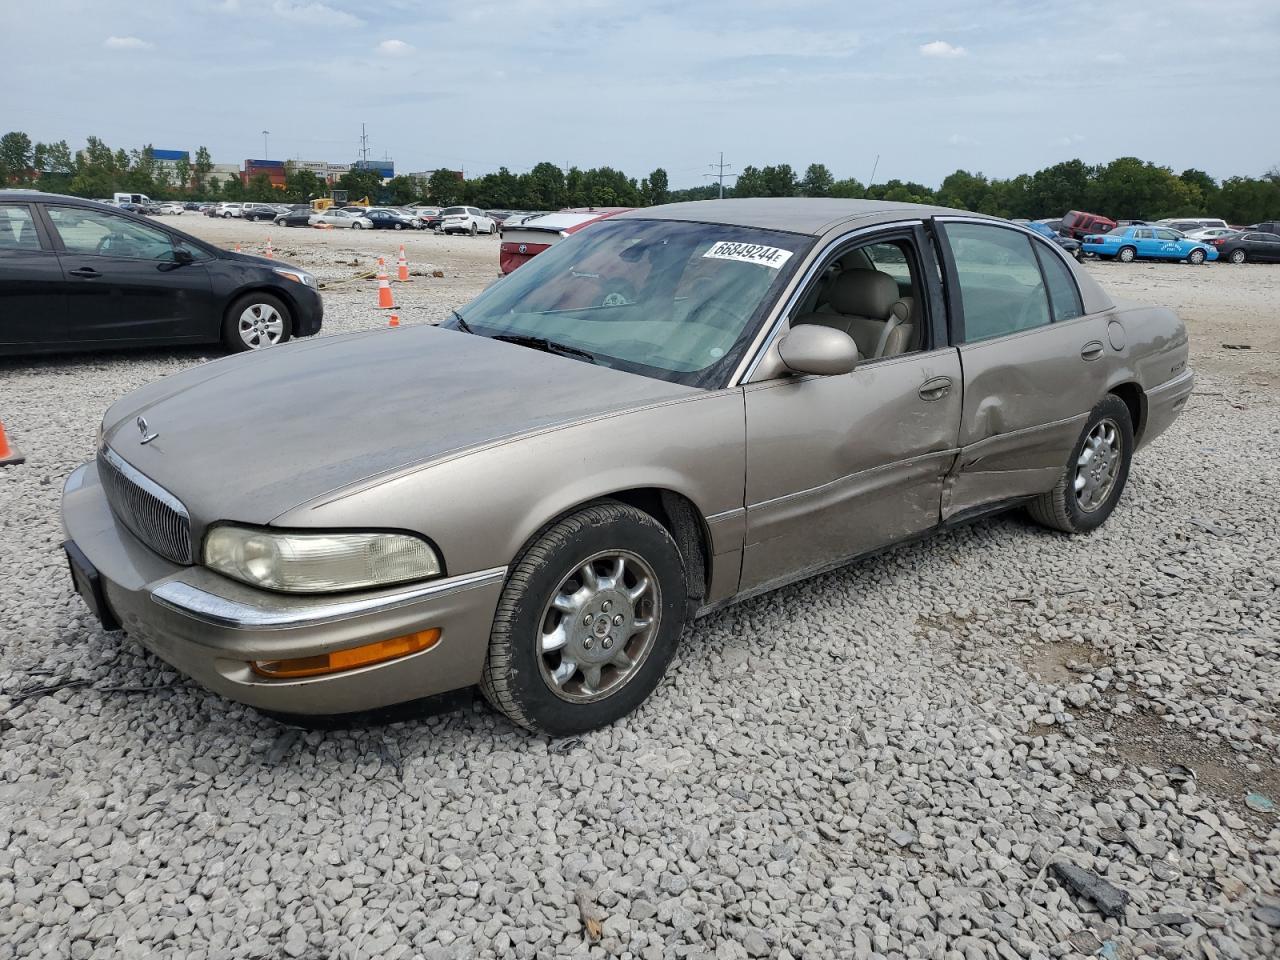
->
[[1, 237, 1277, 958]]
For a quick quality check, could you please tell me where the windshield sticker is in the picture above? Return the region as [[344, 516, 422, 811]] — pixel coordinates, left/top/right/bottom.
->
[[702, 241, 794, 269]]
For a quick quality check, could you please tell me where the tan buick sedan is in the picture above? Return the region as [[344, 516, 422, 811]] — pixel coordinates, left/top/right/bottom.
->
[[62, 199, 1193, 734]]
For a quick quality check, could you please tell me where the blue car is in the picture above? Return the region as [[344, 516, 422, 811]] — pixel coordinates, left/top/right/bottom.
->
[[1024, 220, 1082, 259], [1082, 225, 1217, 264]]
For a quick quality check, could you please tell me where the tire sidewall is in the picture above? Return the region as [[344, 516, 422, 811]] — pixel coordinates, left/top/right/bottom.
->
[[1118, 246, 1136, 263], [490, 507, 687, 736], [1189, 249, 1205, 264], [1230, 249, 1245, 264], [1059, 396, 1135, 533], [222, 291, 293, 353]]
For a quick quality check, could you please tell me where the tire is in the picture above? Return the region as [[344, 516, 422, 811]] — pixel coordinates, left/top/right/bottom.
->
[[1027, 394, 1134, 534], [1188, 249, 1206, 265], [1117, 246, 1136, 263], [489, 223, 497, 235], [469, 222, 478, 237], [1229, 249, 1246, 264], [352, 222, 363, 230], [394, 222, 404, 230], [480, 501, 689, 736], [222, 291, 293, 353]]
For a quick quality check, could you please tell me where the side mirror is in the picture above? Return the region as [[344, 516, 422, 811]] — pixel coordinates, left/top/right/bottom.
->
[[173, 248, 194, 265], [777, 324, 860, 376]]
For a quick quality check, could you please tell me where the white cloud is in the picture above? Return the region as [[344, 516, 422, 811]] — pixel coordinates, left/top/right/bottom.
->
[[920, 40, 966, 58], [270, 1, 363, 28], [104, 36, 153, 50], [376, 39, 414, 57]]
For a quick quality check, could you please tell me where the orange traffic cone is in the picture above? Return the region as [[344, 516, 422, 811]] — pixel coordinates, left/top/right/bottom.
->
[[376, 259, 395, 309], [264, 237, 273, 260], [396, 244, 410, 282], [0, 421, 24, 466], [388, 313, 400, 327]]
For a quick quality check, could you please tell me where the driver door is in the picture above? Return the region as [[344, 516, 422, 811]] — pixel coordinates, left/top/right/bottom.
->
[[42, 203, 213, 346]]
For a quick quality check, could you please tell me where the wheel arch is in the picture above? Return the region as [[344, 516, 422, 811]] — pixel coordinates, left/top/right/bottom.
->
[[225, 283, 300, 325], [511, 487, 713, 615], [1108, 381, 1147, 445]]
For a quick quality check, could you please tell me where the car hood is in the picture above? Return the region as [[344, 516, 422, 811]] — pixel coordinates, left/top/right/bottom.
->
[[101, 326, 699, 527]]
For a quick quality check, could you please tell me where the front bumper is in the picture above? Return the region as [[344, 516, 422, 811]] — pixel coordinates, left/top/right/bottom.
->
[[289, 283, 324, 338], [61, 462, 505, 715]]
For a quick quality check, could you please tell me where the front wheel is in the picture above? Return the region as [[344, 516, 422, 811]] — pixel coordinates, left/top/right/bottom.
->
[[489, 223, 497, 235], [1188, 249, 1206, 265], [351, 222, 363, 230], [1027, 395, 1134, 534], [222, 292, 292, 352], [1229, 249, 1246, 264], [480, 502, 688, 736], [1117, 246, 1136, 263]]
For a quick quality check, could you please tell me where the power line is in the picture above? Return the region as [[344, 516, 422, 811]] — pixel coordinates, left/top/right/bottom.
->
[[704, 152, 737, 199]]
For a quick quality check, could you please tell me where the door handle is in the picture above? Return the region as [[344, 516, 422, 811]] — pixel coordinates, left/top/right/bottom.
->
[[918, 376, 952, 401], [68, 267, 102, 279], [1080, 340, 1105, 361]]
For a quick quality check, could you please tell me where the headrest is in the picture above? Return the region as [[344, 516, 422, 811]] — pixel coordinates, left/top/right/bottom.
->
[[826, 269, 899, 319]]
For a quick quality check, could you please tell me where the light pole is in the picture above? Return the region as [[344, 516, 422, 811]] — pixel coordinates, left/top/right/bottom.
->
[[262, 130, 270, 160]]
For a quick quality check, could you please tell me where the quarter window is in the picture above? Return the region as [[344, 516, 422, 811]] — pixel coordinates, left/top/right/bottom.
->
[[945, 223, 1050, 343], [0, 205, 40, 251], [47, 206, 176, 260], [1032, 243, 1084, 322]]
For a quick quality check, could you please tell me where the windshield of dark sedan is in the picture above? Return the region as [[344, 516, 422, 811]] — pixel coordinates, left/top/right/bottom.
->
[[446, 218, 812, 387]]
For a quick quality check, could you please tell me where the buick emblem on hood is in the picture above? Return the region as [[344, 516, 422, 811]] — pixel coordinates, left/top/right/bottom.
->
[[137, 416, 159, 445]]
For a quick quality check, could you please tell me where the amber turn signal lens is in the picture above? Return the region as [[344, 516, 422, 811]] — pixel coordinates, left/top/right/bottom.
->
[[251, 629, 441, 679]]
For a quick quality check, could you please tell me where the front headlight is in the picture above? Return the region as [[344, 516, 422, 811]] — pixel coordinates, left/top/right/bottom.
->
[[273, 267, 316, 288], [203, 526, 441, 593]]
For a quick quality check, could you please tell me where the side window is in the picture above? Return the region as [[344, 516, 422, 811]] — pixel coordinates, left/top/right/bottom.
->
[[1032, 243, 1084, 322], [47, 206, 176, 261], [1155, 229, 1180, 241], [1135, 229, 1152, 239], [945, 223, 1050, 343], [0, 205, 41, 252]]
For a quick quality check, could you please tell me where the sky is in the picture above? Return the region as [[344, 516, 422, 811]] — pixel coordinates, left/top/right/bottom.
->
[[4, 0, 1278, 189]]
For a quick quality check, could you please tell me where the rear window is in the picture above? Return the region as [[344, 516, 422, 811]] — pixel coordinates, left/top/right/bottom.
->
[[442, 207, 465, 215]]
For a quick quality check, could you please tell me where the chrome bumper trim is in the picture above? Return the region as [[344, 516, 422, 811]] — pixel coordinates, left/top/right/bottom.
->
[[150, 566, 508, 631]]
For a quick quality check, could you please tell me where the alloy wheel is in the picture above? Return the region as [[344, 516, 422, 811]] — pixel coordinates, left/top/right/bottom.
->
[[238, 303, 285, 349], [537, 550, 661, 703], [1074, 418, 1122, 513]]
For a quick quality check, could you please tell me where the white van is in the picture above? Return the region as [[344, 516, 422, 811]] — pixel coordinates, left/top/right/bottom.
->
[[113, 192, 152, 206]]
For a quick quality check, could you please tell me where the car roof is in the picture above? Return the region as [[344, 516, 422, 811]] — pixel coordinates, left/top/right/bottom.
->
[[613, 198, 1002, 237]]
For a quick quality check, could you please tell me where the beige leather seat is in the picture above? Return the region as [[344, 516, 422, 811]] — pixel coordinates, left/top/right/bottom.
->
[[796, 268, 915, 358]]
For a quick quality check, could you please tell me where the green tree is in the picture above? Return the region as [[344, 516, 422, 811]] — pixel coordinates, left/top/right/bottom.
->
[[522, 162, 565, 209], [800, 163, 834, 197], [0, 131, 34, 184], [247, 172, 277, 201], [385, 175, 422, 205], [426, 169, 463, 206], [285, 166, 326, 202], [937, 169, 990, 211], [828, 177, 866, 199], [33, 139, 75, 192], [1086, 157, 1197, 219], [733, 165, 764, 198], [643, 167, 669, 206], [221, 173, 246, 201], [336, 167, 384, 203], [1027, 159, 1092, 217], [760, 164, 798, 197], [193, 146, 214, 195], [172, 155, 191, 195]]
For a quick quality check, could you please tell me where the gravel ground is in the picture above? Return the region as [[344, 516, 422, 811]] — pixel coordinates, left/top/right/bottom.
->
[[1, 225, 1277, 960]]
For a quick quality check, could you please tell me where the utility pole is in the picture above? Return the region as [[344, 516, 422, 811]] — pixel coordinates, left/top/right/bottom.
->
[[359, 123, 370, 164], [704, 152, 736, 198], [262, 130, 270, 160]]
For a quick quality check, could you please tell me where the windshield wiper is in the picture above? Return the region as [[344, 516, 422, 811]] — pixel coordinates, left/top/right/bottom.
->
[[449, 310, 474, 334], [491, 333, 598, 364]]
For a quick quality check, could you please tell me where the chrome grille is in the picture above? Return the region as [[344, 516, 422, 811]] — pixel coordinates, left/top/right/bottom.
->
[[97, 447, 193, 565]]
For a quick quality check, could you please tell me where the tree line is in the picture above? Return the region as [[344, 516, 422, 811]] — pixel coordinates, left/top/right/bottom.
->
[[2, 130, 1278, 224]]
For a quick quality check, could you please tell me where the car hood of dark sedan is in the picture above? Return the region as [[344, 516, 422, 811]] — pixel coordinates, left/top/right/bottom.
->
[[101, 326, 699, 526]]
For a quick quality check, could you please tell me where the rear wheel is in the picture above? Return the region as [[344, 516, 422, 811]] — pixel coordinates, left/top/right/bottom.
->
[[1188, 248, 1206, 265], [480, 502, 688, 736], [1027, 395, 1134, 534], [1229, 249, 1246, 264], [1117, 246, 1136, 263], [222, 292, 292, 352], [469, 222, 478, 237], [489, 222, 498, 235]]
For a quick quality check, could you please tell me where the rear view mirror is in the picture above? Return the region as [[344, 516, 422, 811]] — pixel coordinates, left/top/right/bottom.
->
[[777, 324, 859, 376]]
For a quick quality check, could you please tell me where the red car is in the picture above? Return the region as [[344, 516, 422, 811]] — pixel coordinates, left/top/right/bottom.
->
[[1061, 210, 1117, 242], [498, 208, 632, 275]]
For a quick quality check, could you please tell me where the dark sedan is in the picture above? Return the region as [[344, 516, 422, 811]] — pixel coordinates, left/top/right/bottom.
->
[[274, 206, 318, 228], [364, 209, 418, 230], [0, 191, 323, 356], [1209, 231, 1280, 264]]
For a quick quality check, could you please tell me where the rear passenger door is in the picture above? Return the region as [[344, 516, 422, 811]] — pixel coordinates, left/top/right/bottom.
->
[[934, 220, 1111, 520], [0, 202, 68, 350]]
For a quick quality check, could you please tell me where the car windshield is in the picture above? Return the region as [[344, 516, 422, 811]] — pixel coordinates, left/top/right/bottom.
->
[[447, 218, 812, 388]]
